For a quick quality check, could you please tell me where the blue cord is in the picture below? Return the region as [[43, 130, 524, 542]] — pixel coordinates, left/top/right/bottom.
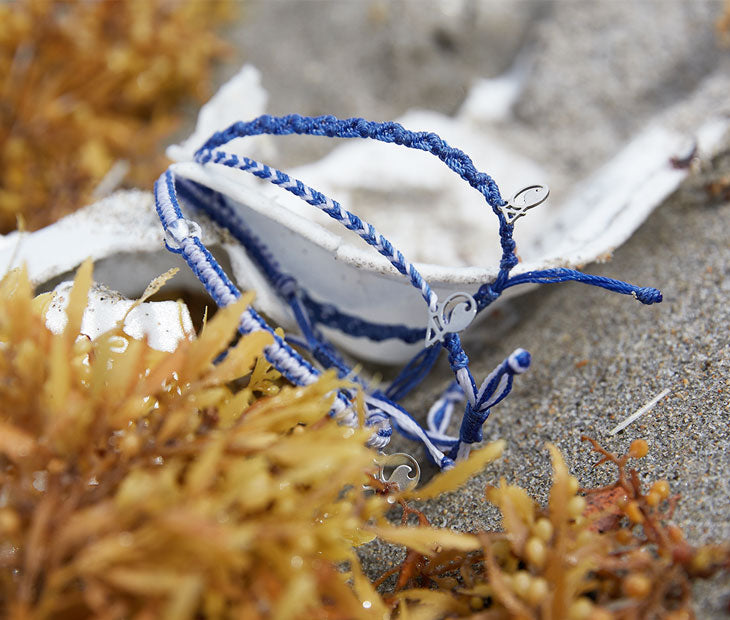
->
[[501, 268, 662, 304], [197, 114, 506, 212], [386, 345, 442, 402], [196, 149, 438, 309]]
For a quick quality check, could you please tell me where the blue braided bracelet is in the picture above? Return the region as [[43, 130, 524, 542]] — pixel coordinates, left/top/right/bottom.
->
[[154, 114, 662, 469]]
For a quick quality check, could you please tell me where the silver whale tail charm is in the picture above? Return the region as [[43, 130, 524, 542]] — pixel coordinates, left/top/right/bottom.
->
[[425, 292, 478, 347]]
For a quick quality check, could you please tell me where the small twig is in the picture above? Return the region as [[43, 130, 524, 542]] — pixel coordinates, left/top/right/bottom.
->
[[581, 436, 633, 495]]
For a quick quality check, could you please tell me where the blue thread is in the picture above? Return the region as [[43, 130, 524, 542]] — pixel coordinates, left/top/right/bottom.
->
[[445, 337, 470, 371], [427, 380, 464, 435], [196, 114, 506, 213], [386, 345, 441, 402], [474, 283, 500, 310], [302, 293, 425, 344], [440, 455, 455, 469]]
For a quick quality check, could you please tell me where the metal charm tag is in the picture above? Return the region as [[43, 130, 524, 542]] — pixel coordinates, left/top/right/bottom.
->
[[373, 452, 420, 492], [502, 184, 550, 224], [425, 292, 477, 347]]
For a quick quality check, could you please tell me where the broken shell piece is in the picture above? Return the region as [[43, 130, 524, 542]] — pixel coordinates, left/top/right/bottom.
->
[[3, 66, 729, 365], [44, 281, 194, 353], [162, 67, 729, 363]]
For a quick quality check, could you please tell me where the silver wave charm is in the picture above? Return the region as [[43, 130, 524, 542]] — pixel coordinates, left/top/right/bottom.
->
[[374, 452, 420, 492], [425, 292, 478, 347], [501, 184, 550, 224]]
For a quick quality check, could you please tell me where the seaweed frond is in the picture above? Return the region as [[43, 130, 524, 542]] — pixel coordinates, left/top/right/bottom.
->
[[1, 264, 727, 619], [0, 0, 233, 232], [383, 440, 729, 619], [0, 263, 390, 619]]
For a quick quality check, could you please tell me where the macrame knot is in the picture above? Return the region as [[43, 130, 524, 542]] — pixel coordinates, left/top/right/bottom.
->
[[447, 347, 469, 371], [476, 283, 500, 309], [499, 243, 518, 270], [635, 287, 663, 304], [508, 348, 532, 374], [356, 119, 371, 138], [439, 455, 456, 470]]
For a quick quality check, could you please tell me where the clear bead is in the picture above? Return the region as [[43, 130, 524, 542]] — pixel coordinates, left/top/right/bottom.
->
[[164, 218, 201, 250]]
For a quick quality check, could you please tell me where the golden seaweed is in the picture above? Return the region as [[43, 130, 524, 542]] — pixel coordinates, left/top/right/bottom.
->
[[0, 0, 233, 233], [379, 439, 729, 620], [0, 264, 388, 619], [0, 264, 727, 619]]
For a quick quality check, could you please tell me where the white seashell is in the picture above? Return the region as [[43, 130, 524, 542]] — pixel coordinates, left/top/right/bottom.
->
[[44, 281, 194, 353], [162, 67, 729, 362], [1, 65, 728, 363]]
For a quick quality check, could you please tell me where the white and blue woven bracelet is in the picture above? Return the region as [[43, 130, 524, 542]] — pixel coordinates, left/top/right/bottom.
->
[[154, 114, 662, 470]]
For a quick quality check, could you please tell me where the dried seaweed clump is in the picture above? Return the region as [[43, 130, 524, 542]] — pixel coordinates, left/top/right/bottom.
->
[[0, 262, 391, 619], [0, 0, 232, 233], [379, 440, 729, 619]]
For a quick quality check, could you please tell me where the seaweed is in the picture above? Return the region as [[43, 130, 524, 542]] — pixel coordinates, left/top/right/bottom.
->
[[377, 439, 729, 619], [0, 0, 233, 232], [0, 263, 390, 619], [0, 264, 726, 618]]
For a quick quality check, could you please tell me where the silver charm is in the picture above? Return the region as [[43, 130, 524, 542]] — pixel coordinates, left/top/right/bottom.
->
[[425, 292, 477, 347], [501, 184, 550, 224], [373, 452, 420, 492]]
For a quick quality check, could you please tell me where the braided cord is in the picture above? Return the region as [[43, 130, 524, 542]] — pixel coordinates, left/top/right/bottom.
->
[[155, 170, 356, 420], [502, 268, 662, 304], [197, 149, 438, 310], [179, 175, 427, 344], [197, 114, 506, 209], [196, 114, 518, 317]]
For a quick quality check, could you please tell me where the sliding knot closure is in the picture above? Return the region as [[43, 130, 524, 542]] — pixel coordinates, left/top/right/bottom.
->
[[459, 402, 489, 444]]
